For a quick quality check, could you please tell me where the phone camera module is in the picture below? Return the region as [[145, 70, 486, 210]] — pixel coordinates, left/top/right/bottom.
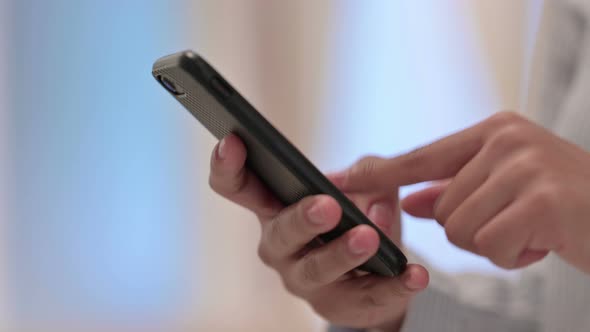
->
[[159, 76, 184, 96]]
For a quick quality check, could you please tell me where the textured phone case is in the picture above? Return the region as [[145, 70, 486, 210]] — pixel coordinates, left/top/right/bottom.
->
[[152, 50, 407, 276]]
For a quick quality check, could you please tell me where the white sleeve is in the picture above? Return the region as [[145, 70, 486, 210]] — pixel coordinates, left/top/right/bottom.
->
[[399, 250, 540, 332], [329, 249, 542, 332]]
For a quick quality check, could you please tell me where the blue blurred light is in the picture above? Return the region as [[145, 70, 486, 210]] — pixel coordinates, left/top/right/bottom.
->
[[8, 0, 195, 324]]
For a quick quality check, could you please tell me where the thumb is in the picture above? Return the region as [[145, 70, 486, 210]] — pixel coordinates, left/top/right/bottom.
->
[[398, 263, 430, 292], [401, 181, 450, 219]]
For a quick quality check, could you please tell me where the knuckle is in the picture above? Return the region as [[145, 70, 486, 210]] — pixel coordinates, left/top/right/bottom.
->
[[505, 149, 544, 177], [269, 213, 291, 250], [300, 253, 323, 286], [529, 183, 560, 209], [350, 155, 385, 178], [487, 124, 528, 154], [360, 292, 387, 308], [488, 111, 524, 128]]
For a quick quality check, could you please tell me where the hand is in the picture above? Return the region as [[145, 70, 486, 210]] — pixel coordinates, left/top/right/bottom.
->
[[340, 112, 590, 274], [208, 134, 429, 331]]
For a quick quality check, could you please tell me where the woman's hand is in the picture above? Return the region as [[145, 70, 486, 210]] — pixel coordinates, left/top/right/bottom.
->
[[208, 134, 428, 331], [341, 112, 590, 274]]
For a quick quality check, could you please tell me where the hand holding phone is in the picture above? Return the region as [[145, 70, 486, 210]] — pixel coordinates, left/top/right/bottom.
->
[[152, 50, 407, 276], [210, 132, 429, 330]]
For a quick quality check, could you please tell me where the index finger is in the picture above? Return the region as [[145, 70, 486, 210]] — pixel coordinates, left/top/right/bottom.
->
[[340, 118, 489, 192]]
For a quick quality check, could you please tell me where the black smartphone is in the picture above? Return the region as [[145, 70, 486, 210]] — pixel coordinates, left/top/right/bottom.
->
[[152, 50, 407, 276]]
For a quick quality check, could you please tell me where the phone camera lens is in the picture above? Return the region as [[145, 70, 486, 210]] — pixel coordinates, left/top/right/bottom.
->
[[159, 76, 183, 96]]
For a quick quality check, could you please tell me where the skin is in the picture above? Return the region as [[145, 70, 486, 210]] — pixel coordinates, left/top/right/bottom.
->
[[341, 111, 590, 274], [208, 111, 590, 330], [209, 134, 429, 331]]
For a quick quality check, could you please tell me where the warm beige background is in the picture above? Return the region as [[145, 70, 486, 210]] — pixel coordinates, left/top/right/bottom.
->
[[184, 2, 330, 330], [183, 1, 544, 332], [467, 1, 534, 110]]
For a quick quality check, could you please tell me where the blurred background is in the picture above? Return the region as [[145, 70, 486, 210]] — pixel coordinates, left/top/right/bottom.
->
[[0, 0, 544, 331]]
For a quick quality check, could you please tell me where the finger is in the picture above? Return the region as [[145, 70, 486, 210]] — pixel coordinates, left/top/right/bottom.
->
[[401, 181, 450, 218], [341, 112, 528, 192], [349, 192, 400, 243], [367, 200, 398, 241], [443, 172, 518, 252], [209, 134, 283, 219], [261, 195, 341, 262], [329, 171, 400, 241], [291, 225, 380, 291], [341, 126, 484, 192], [514, 249, 549, 268], [432, 152, 490, 226], [473, 201, 532, 269], [309, 264, 428, 326]]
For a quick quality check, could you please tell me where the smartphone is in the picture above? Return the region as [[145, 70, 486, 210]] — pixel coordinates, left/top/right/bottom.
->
[[152, 50, 407, 276]]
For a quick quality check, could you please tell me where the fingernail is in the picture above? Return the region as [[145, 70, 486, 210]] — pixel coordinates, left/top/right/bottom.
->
[[307, 202, 325, 225], [217, 138, 227, 160], [348, 233, 368, 255]]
